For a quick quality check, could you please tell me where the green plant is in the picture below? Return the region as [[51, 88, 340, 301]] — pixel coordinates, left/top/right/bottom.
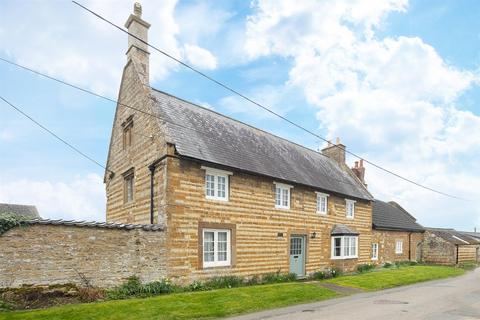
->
[[458, 262, 478, 270], [203, 276, 244, 289], [262, 272, 297, 284], [383, 262, 393, 268], [357, 264, 375, 273], [310, 271, 326, 280], [107, 276, 174, 299], [77, 287, 105, 303], [0, 213, 29, 235], [0, 299, 13, 311]]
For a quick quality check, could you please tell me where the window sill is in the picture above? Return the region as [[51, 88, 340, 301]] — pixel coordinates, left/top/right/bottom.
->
[[346, 216, 354, 219], [275, 206, 290, 210], [205, 196, 229, 202], [331, 256, 358, 260], [203, 263, 232, 269], [316, 212, 327, 215]]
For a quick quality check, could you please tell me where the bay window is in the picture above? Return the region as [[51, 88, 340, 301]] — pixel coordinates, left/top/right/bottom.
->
[[331, 236, 358, 259]]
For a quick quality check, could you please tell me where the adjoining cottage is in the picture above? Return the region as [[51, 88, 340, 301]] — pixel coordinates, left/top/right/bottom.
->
[[0, 203, 40, 219], [422, 228, 480, 265], [371, 200, 424, 264], [104, 3, 374, 282]]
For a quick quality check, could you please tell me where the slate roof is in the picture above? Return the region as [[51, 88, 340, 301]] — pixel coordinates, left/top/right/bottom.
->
[[460, 231, 480, 240], [331, 224, 359, 236], [426, 228, 480, 245], [22, 219, 165, 231], [150, 89, 373, 201], [0, 203, 40, 219], [372, 200, 424, 232]]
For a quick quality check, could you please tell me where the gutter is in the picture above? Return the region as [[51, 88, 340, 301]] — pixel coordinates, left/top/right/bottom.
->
[[408, 232, 412, 260], [455, 244, 459, 265], [148, 155, 169, 224]]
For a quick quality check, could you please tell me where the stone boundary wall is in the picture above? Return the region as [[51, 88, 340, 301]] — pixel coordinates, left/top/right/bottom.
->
[[0, 223, 166, 288]]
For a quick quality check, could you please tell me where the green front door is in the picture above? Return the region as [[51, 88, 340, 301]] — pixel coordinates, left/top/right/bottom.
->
[[290, 236, 305, 277]]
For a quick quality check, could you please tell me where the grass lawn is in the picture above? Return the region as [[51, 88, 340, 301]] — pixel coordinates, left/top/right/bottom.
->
[[0, 283, 337, 320], [326, 265, 465, 291]]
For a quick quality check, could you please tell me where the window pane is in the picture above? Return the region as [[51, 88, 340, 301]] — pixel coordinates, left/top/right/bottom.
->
[[204, 231, 214, 262], [350, 237, 357, 256], [126, 176, 133, 202], [344, 237, 350, 256], [206, 174, 215, 197], [334, 237, 342, 257], [275, 187, 281, 206], [217, 176, 226, 198], [282, 188, 289, 207], [218, 232, 227, 261]]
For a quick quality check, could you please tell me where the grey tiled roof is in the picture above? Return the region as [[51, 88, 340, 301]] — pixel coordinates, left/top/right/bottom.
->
[[427, 228, 480, 245], [0, 203, 40, 218], [150, 89, 373, 201], [372, 200, 424, 232], [22, 219, 165, 231], [460, 231, 480, 240], [331, 224, 359, 236]]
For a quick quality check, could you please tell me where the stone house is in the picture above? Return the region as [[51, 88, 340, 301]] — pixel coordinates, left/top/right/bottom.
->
[[371, 200, 424, 264], [104, 4, 374, 282], [422, 228, 480, 265]]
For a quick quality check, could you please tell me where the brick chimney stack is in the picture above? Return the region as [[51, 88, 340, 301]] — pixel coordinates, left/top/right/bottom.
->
[[351, 159, 366, 186], [321, 137, 346, 165], [125, 2, 150, 84]]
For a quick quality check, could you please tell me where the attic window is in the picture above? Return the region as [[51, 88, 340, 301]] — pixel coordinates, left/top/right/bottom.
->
[[122, 115, 134, 150]]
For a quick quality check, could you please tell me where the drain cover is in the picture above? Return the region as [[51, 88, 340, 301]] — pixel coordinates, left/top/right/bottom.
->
[[373, 299, 409, 305]]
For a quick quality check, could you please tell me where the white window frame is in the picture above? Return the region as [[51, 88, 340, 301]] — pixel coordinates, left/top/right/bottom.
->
[[331, 236, 358, 259], [395, 240, 403, 254], [316, 192, 329, 215], [372, 243, 379, 260], [274, 182, 292, 209], [202, 166, 233, 201], [202, 229, 231, 268], [345, 199, 356, 219]]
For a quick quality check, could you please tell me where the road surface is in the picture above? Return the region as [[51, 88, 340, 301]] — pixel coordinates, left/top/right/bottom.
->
[[229, 268, 480, 320]]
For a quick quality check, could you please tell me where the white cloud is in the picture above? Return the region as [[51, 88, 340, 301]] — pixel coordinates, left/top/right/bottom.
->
[[183, 44, 217, 70], [0, 174, 105, 222], [246, 0, 480, 229], [0, 0, 221, 95]]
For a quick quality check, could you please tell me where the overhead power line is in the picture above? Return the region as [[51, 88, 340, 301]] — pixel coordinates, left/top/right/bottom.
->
[[0, 57, 373, 191], [0, 95, 111, 174], [70, 1, 467, 201]]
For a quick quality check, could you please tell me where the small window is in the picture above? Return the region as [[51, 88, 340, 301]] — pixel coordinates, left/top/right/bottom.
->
[[123, 170, 134, 203], [202, 166, 232, 201], [372, 243, 378, 260], [331, 236, 358, 259], [345, 199, 356, 219], [274, 182, 292, 209], [122, 116, 134, 150], [395, 240, 403, 254], [316, 192, 329, 214], [203, 229, 231, 268]]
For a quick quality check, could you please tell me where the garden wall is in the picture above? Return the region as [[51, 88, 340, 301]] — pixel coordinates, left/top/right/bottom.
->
[[0, 220, 166, 288]]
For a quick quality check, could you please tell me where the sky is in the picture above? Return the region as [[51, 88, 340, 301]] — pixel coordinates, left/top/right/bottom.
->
[[0, 0, 479, 230]]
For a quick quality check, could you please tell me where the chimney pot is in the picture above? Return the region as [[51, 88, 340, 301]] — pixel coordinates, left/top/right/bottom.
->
[[359, 159, 364, 167], [336, 137, 341, 145], [354, 161, 359, 168], [134, 2, 142, 17]]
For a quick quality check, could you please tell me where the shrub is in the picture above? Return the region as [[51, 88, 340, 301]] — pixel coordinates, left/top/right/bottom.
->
[[383, 262, 393, 268], [310, 271, 326, 280], [262, 272, 297, 284], [187, 280, 206, 292], [203, 276, 245, 290], [0, 213, 29, 235], [0, 299, 13, 311], [77, 287, 105, 302], [107, 276, 174, 299], [458, 262, 478, 270], [357, 264, 375, 273], [394, 260, 417, 268], [245, 275, 260, 286]]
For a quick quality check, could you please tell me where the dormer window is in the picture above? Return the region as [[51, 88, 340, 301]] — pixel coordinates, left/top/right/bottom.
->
[[346, 199, 356, 219], [202, 166, 232, 201], [122, 115, 134, 150]]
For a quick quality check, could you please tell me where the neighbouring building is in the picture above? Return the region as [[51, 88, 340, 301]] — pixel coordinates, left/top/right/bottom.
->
[[371, 200, 424, 264], [0, 203, 40, 219], [104, 3, 374, 282], [422, 228, 480, 265]]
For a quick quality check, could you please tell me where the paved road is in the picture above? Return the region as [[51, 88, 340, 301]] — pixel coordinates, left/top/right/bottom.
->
[[229, 268, 480, 320]]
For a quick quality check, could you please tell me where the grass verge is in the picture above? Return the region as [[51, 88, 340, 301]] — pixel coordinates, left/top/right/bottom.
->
[[0, 283, 337, 320], [325, 265, 465, 291]]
